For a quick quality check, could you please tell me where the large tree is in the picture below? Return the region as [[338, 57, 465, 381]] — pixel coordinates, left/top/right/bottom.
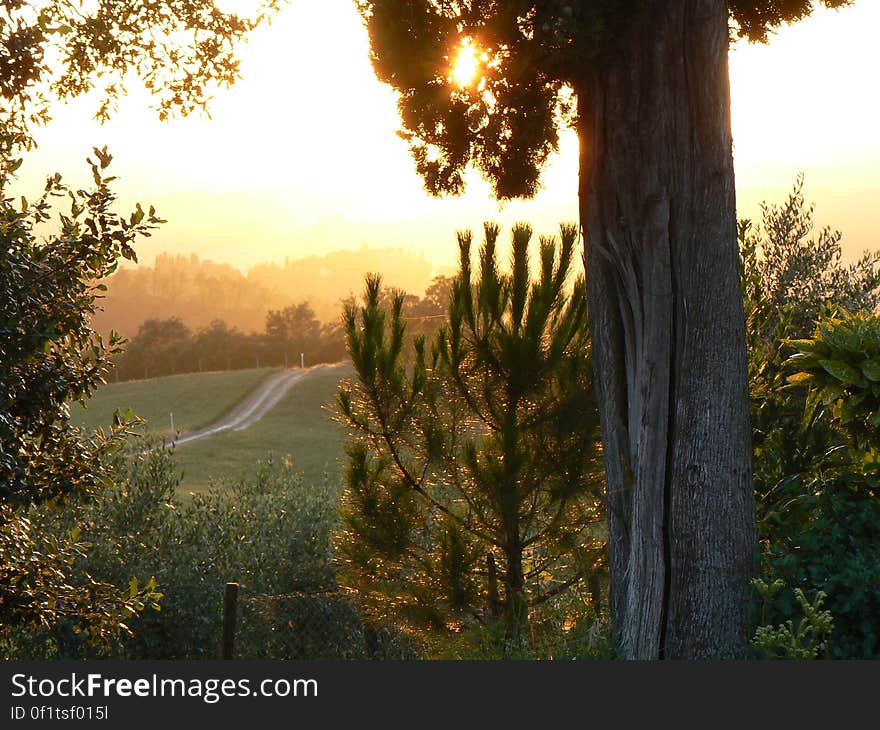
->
[[356, 0, 852, 658]]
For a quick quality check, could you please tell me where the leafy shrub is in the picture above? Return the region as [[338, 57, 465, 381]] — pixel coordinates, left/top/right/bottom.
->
[[34, 443, 340, 659], [787, 310, 880, 449], [755, 450, 880, 658], [741, 182, 880, 659], [0, 502, 162, 659], [0, 147, 165, 653], [742, 178, 879, 512]]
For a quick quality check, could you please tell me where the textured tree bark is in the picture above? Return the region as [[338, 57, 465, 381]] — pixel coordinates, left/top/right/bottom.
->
[[575, 0, 756, 659]]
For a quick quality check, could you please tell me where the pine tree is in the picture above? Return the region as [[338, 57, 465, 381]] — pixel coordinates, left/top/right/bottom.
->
[[337, 223, 604, 639]]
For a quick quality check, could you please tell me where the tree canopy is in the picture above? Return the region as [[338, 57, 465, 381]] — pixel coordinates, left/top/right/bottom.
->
[[357, 0, 852, 199], [0, 0, 273, 652], [0, 0, 280, 151]]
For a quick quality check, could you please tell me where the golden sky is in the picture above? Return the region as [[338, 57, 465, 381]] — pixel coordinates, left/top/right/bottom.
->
[[19, 0, 880, 274]]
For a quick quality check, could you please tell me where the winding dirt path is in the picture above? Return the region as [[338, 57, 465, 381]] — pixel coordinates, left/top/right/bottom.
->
[[172, 363, 344, 447]]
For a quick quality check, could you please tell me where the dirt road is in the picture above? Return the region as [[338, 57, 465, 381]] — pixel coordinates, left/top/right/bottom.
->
[[172, 363, 344, 447]]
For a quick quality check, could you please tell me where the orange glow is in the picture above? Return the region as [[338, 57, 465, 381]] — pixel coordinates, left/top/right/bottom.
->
[[15, 0, 879, 274], [451, 38, 482, 88]]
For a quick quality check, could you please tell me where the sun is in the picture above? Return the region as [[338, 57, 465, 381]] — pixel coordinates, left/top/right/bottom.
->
[[451, 38, 482, 88]]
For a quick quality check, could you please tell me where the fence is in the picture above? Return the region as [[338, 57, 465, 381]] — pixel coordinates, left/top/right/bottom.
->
[[219, 583, 421, 660]]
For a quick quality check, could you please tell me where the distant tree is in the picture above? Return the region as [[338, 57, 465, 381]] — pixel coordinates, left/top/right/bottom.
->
[[265, 303, 322, 367], [121, 317, 192, 379], [93, 254, 278, 339], [337, 223, 604, 639], [265, 310, 291, 367], [357, 0, 853, 658], [191, 320, 249, 372], [422, 275, 454, 316], [313, 320, 348, 365]]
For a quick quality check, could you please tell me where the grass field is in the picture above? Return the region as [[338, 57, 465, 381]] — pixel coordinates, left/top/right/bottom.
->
[[71, 368, 277, 437], [170, 364, 351, 493], [72, 364, 352, 494]]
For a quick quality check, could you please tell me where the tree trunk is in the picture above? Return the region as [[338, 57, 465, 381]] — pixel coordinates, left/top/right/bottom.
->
[[502, 538, 526, 636], [575, 0, 755, 658]]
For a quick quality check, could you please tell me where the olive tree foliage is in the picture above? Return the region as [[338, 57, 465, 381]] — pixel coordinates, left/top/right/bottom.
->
[[742, 174, 880, 342], [337, 223, 604, 638], [1, 0, 275, 651]]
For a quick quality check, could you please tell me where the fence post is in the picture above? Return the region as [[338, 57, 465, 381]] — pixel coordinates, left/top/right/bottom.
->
[[221, 582, 239, 660]]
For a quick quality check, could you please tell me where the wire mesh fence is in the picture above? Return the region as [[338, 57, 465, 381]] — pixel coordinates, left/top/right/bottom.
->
[[233, 588, 421, 660]]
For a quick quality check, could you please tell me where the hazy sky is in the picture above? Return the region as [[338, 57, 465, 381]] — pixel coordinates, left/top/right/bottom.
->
[[19, 0, 880, 274]]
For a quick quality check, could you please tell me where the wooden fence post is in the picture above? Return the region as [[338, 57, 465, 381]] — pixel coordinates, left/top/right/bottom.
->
[[221, 582, 239, 660]]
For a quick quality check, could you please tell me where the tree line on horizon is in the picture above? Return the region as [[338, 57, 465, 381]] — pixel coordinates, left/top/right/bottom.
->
[[91, 248, 437, 340], [109, 275, 455, 382]]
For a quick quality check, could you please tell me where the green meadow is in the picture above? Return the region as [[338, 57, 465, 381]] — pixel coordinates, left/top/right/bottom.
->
[[171, 364, 350, 493], [71, 365, 351, 493], [71, 368, 277, 437]]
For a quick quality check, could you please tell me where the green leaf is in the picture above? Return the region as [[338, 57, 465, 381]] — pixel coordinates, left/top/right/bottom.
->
[[803, 388, 821, 429], [818, 359, 863, 385], [840, 394, 868, 425], [819, 382, 844, 406], [861, 359, 880, 382], [787, 339, 820, 352], [785, 352, 822, 370]]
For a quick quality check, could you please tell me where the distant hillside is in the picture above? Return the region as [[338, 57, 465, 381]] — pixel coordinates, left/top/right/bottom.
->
[[247, 246, 434, 323], [92, 247, 434, 337]]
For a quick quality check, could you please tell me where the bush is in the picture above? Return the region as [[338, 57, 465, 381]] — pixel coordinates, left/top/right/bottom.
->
[[755, 449, 880, 658], [0, 147, 165, 653], [742, 183, 880, 658], [31, 442, 340, 659], [786, 309, 880, 449]]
